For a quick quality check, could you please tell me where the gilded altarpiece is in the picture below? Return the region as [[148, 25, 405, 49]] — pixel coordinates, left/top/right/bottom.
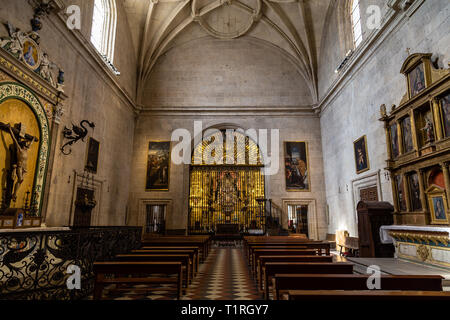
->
[[380, 53, 450, 268]]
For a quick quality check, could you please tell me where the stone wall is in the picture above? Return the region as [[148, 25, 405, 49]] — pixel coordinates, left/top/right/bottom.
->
[[318, 0, 450, 236], [131, 37, 327, 239], [0, 0, 138, 226]]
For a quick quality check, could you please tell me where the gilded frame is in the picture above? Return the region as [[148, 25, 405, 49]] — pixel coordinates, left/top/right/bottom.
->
[[426, 186, 449, 225], [284, 141, 310, 192]]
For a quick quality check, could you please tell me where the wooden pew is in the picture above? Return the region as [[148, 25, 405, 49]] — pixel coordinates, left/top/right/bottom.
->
[[132, 249, 196, 279], [114, 254, 191, 289], [257, 255, 333, 290], [247, 242, 330, 258], [263, 262, 354, 299], [273, 274, 444, 300], [252, 249, 317, 274], [141, 237, 210, 261], [285, 290, 450, 301], [138, 247, 199, 274], [247, 246, 307, 267], [93, 261, 183, 300]]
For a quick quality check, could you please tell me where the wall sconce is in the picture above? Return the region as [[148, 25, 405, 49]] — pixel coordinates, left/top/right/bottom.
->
[[61, 120, 95, 155]]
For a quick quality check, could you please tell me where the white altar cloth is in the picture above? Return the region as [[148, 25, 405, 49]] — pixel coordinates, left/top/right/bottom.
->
[[380, 225, 450, 244]]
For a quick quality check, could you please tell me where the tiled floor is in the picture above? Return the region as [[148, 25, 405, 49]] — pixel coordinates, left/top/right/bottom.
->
[[102, 247, 263, 300]]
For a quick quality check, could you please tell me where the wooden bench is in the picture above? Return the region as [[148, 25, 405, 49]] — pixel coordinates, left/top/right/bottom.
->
[[257, 255, 333, 290], [247, 242, 330, 259], [138, 247, 199, 274], [273, 274, 444, 300], [114, 254, 191, 289], [247, 245, 307, 267], [141, 237, 210, 261], [252, 249, 317, 274], [285, 290, 450, 301], [263, 262, 354, 299], [93, 261, 182, 300]]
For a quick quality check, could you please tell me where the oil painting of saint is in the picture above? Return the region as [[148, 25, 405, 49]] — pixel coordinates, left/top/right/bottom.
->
[[409, 63, 425, 97], [390, 123, 399, 158], [402, 116, 414, 153], [441, 93, 450, 138], [409, 173, 422, 211], [284, 142, 309, 191], [146, 141, 170, 191], [353, 135, 369, 174], [22, 40, 39, 70], [432, 196, 447, 221]]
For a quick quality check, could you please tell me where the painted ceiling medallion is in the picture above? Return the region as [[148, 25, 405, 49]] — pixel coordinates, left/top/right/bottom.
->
[[191, 0, 262, 39]]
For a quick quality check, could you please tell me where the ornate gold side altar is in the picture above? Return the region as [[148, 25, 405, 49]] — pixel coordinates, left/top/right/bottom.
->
[[379, 53, 450, 268]]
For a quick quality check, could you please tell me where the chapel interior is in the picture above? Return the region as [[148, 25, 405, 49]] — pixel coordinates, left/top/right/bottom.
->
[[0, 0, 449, 301]]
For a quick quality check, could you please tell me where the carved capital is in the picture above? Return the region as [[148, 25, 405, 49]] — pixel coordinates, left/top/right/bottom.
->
[[53, 103, 64, 124]]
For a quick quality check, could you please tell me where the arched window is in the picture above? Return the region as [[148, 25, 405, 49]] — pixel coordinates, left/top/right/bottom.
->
[[90, 0, 117, 63], [350, 0, 362, 48]]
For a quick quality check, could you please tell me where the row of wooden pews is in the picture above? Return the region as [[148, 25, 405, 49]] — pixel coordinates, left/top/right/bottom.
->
[[244, 235, 450, 300], [93, 235, 211, 300]]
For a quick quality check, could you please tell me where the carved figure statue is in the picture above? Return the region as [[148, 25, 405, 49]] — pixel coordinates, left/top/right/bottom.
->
[[0, 22, 26, 58], [7, 124, 34, 202], [421, 117, 434, 143], [39, 53, 56, 87]]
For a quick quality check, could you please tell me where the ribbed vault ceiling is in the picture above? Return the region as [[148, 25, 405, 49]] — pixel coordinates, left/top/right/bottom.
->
[[123, 0, 333, 105]]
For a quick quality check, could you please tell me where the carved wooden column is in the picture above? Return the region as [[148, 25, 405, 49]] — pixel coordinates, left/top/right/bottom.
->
[[403, 173, 411, 212], [442, 163, 450, 209], [417, 169, 428, 212], [432, 98, 443, 141], [410, 109, 419, 155], [396, 120, 404, 155], [391, 174, 399, 213]]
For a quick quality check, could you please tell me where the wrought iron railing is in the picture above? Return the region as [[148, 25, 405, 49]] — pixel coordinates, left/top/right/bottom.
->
[[0, 226, 141, 300]]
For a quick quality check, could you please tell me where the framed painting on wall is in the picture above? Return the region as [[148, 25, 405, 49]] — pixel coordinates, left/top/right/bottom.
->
[[284, 141, 310, 191], [85, 137, 100, 173], [353, 135, 370, 174], [146, 141, 171, 191]]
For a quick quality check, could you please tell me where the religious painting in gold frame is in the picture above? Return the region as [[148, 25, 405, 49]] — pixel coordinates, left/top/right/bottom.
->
[[408, 62, 426, 98], [145, 141, 170, 191], [284, 141, 310, 191], [439, 92, 450, 138], [353, 135, 369, 174], [426, 185, 449, 225]]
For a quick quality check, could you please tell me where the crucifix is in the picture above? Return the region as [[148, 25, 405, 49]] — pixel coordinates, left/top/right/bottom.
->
[[0, 122, 38, 203]]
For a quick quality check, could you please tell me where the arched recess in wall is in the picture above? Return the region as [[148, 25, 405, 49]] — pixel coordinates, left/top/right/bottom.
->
[[0, 82, 50, 217], [188, 127, 266, 234]]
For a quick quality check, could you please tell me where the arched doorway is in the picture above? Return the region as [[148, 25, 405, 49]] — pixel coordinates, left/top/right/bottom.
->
[[188, 129, 265, 234]]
